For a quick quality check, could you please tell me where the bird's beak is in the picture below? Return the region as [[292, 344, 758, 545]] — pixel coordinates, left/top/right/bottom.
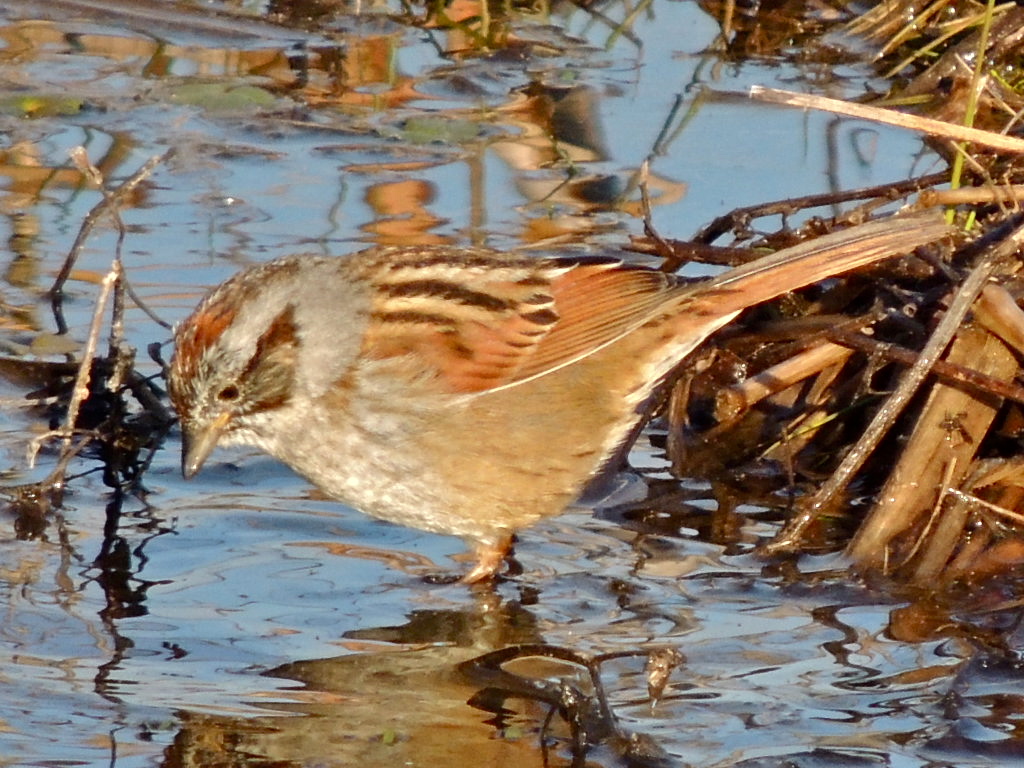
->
[[181, 411, 232, 480]]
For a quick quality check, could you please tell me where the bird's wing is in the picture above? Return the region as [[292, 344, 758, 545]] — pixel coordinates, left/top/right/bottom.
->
[[354, 247, 677, 394]]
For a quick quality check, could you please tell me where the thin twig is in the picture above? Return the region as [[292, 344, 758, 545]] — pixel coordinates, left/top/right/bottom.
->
[[26, 429, 93, 471], [694, 171, 948, 244], [125, 281, 173, 330], [69, 148, 131, 386], [827, 327, 1024, 405], [637, 160, 673, 266], [947, 487, 1024, 526], [897, 458, 958, 569], [61, 264, 120, 453], [50, 149, 172, 331]]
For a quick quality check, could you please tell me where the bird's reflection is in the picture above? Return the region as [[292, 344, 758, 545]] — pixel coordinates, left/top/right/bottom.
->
[[162, 591, 549, 767]]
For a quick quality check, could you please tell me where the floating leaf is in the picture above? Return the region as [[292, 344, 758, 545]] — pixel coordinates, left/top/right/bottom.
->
[[0, 94, 84, 118], [395, 116, 483, 145], [168, 83, 277, 112], [30, 334, 80, 356]]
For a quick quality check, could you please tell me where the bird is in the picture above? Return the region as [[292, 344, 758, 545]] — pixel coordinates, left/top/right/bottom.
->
[[167, 213, 948, 582]]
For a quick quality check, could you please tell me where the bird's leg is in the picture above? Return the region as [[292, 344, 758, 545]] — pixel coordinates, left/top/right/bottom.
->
[[462, 532, 513, 583]]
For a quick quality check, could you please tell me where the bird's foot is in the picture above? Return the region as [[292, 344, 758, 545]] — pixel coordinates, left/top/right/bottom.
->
[[460, 535, 514, 584]]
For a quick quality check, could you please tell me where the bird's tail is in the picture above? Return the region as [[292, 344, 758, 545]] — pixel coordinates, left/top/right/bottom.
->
[[690, 211, 951, 315]]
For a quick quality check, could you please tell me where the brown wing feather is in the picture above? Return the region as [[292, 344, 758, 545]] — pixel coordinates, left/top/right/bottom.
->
[[355, 247, 681, 394], [509, 263, 676, 381]]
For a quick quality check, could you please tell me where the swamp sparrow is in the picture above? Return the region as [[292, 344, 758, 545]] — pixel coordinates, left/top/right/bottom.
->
[[168, 213, 948, 581]]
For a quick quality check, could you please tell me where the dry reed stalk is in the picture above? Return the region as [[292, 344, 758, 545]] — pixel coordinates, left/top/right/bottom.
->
[[749, 87, 1024, 154], [720, 342, 855, 417], [846, 323, 1019, 577], [919, 186, 1024, 208]]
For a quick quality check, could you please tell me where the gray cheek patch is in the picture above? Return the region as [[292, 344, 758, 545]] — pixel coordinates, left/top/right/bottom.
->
[[290, 260, 371, 400]]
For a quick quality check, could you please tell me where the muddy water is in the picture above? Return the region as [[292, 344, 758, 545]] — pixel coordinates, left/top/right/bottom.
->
[[0, 1, 1017, 767]]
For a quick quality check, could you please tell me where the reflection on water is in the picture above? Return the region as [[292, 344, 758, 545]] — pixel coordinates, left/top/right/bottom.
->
[[0, 0, 1020, 766], [167, 597, 550, 767]]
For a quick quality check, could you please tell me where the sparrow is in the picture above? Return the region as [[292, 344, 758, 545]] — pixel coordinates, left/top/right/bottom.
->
[[167, 213, 948, 581]]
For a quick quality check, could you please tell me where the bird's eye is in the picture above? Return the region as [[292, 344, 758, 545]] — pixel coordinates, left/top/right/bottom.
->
[[217, 384, 240, 402]]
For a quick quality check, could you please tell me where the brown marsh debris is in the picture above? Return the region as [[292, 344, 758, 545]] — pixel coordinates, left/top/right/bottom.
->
[[618, 0, 1024, 593], [634, 188, 1024, 591]]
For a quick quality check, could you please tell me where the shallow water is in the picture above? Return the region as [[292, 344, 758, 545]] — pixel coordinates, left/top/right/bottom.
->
[[0, 1, 1019, 766]]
